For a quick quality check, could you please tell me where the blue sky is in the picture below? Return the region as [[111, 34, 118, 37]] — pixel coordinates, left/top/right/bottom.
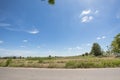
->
[[0, 0, 120, 57]]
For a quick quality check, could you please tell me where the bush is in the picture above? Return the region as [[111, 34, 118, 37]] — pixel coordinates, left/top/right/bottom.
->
[[77, 62, 95, 68], [4, 59, 12, 67], [65, 61, 77, 68], [38, 59, 43, 63], [48, 63, 57, 68], [65, 59, 120, 68]]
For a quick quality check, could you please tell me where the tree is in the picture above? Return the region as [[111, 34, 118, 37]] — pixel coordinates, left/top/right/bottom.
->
[[48, 0, 55, 5], [41, 0, 55, 5], [90, 43, 102, 56], [85, 52, 89, 56], [105, 46, 112, 56], [111, 33, 120, 54]]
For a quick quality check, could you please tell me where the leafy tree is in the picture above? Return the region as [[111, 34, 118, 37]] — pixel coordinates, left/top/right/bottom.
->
[[85, 52, 89, 56], [90, 43, 102, 56], [105, 46, 112, 56], [111, 33, 120, 54], [82, 54, 85, 56], [41, 0, 55, 5], [48, 55, 52, 59], [48, 0, 55, 5]]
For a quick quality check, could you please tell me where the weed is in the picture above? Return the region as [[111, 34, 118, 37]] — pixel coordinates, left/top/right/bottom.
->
[[4, 59, 12, 67]]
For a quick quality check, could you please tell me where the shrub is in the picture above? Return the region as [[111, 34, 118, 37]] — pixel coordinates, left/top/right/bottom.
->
[[48, 63, 57, 68], [65, 61, 77, 68], [4, 59, 12, 67], [38, 59, 43, 63]]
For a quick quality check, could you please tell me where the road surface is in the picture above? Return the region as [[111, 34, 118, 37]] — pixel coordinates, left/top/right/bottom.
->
[[0, 67, 120, 80]]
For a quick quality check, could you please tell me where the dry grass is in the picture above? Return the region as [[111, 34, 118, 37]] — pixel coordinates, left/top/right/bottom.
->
[[0, 56, 120, 68]]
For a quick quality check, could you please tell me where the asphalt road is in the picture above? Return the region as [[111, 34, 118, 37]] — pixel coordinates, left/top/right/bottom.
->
[[0, 67, 120, 80]]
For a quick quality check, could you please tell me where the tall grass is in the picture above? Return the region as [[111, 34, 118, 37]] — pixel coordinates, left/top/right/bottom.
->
[[4, 59, 12, 67], [65, 59, 120, 68], [0, 57, 120, 68]]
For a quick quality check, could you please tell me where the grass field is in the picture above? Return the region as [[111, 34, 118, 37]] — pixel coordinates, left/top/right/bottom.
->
[[0, 56, 120, 68]]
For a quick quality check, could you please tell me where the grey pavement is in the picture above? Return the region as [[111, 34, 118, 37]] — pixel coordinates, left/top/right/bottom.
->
[[0, 67, 120, 80]]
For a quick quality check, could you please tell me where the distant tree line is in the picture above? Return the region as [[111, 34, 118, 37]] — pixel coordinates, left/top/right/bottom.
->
[[0, 55, 61, 59], [0, 56, 24, 59]]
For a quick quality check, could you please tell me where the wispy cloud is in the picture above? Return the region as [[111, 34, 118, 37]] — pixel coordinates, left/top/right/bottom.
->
[[80, 9, 91, 16], [116, 15, 120, 19], [80, 9, 99, 23], [23, 40, 28, 43], [86, 43, 91, 46], [20, 46, 26, 48], [0, 40, 4, 44], [27, 28, 39, 34], [116, 11, 120, 19], [0, 23, 11, 27], [0, 48, 38, 57], [102, 36, 106, 39], [97, 37, 101, 40], [48, 49, 55, 54], [96, 36, 106, 40], [68, 48, 73, 51], [95, 10, 99, 14], [81, 16, 93, 23], [0, 24, 40, 34], [76, 46, 82, 50], [37, 46, 41, 49], [68, 46, 82, 52]]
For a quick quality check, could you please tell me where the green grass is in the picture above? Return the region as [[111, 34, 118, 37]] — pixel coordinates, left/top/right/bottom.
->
[[65, 58, 120, 68], [0, 56, 120, 68], [4, 59, 12, 67]]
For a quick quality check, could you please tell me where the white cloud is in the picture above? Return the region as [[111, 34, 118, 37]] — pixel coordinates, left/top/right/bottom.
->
[[68, 46, 82, 52], [0, 23, 11, 27], [68, 48, 73, 51], [48, 49, 55, 55], [116, 11, 120, 19], [80, 9, 91, 16], [81, 16, 93, 23], [81, 16, 88, 23], [116, 15, 120, 19], [0, 48, 38, 57], [23, 40, 28, 43], [80, 9, 99, 23], [97, 36, 106, 40], [20, 46, 26, 48], [0, 24, 39, 34], [27, 28, 39, 34], [37, 46, 41, 48], [89, 16, 93, 20], [87, 43, 91, 46], [95, 10, 99, 14], [97, 37, 101, 40], [102, 36, 106, 39], [76, 46, 82, 50], [0, 40, 4, 44]]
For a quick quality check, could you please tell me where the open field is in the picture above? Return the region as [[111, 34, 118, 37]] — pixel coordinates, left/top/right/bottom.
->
[[0, 56, 120, 68], [0, 67, 120, 80]]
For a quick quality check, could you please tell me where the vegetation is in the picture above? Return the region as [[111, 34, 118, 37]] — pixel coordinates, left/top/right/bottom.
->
[[41, 0, 55, 5], [90, 43, 103, 56], [0, 33, 120, 68], [65, 58, 120, 68], [48, 0, 55, 5], [0, 56, 120, 68], [4, 59, 12, 67], [111, 33, 120, 54]]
